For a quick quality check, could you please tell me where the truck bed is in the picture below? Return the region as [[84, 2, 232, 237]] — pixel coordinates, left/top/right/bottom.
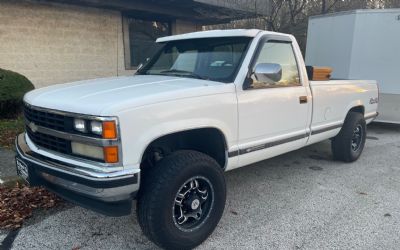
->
[[308, 79, 378, 144]]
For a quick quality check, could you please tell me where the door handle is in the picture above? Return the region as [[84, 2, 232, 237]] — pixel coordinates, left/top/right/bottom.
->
[[299, 96, 308, 104]]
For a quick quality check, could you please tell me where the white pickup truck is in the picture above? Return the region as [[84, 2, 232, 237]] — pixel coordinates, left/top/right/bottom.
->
[[16, 29, 378, 249]]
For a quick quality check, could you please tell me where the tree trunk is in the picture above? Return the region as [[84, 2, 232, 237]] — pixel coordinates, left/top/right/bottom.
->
[[321, 0, 326, 14]]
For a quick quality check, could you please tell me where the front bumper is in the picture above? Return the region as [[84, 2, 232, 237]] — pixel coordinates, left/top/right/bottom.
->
[[15, 133, 140, 216]]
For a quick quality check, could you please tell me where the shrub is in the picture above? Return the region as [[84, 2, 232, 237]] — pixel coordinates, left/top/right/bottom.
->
[[0, 68, 34, 118]]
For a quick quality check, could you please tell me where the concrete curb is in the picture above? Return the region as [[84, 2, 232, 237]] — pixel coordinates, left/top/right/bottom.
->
[[0, 176, 24, 188], [0, 147, 18, 188]]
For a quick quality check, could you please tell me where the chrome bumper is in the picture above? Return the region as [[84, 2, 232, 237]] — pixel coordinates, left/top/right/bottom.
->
[[15, 133, 140, 216]]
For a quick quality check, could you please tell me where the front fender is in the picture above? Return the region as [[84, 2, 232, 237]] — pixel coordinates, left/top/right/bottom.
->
[[117, 93, 238, 169]]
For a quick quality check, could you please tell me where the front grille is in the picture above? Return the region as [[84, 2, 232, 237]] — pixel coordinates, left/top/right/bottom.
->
[[26, 127, 71, 154], [24, 104, 72, 154], [23, 104, 108, 163], [24, 105, 69, 132]]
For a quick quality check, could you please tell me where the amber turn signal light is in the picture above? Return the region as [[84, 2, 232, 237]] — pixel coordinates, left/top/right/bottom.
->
[[102, 121, 117, 139], [104, 146, 119, 163]]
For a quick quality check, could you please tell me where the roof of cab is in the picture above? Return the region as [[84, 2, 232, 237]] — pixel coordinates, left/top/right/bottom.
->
[[156, 29, 263, 42]]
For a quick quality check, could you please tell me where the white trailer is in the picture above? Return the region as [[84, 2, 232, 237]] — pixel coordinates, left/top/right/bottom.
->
[[305, 9, 400, 124]]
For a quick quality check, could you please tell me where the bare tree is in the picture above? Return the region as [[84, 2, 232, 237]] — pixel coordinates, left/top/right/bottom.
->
[[321, 0, 344, 14], [204, 0, 399, 52]]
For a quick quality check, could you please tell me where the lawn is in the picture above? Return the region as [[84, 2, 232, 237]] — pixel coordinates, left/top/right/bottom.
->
[[0, 115, 24, 149]]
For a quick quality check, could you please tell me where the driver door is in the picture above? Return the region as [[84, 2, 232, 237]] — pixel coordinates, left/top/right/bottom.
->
[[236, 38, 311, 166]]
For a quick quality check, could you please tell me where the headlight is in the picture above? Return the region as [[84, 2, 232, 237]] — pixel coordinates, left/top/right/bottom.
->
[[74, 118, 117, 139], [90, 121, 103, 135], [74, 119, 87, 133]]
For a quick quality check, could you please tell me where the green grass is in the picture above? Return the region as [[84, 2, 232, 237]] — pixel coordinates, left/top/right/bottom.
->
[[0, 115, 24, 149]]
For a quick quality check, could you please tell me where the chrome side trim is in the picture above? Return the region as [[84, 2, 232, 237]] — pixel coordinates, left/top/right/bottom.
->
[[310, 123, 343, 135], [227, 150, 239, 158], [228, 133, 308, 157], [365, 112, 379, 120], [229, 122, 344, 158]]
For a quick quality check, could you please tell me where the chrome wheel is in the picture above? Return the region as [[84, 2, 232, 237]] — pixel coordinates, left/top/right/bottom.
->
[[173, 176, 214, 232], [351, 124, 363, 151]]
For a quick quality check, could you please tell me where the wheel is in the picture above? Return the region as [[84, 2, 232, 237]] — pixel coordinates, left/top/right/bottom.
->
[[137, 150, 226, 249], [331, 111, 366, 162]]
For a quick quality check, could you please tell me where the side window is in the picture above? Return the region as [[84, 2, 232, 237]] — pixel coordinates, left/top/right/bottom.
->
[[250, 41, 301, 89]]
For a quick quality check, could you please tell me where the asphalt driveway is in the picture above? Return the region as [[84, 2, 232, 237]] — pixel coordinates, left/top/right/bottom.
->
[[1, 124, 400, 249]]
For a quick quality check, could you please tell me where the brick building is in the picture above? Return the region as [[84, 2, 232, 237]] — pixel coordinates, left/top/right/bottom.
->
[[0, 0, 268, 88]]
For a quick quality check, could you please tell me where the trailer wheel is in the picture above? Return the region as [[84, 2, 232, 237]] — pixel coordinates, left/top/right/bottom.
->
[[137, 150, 226, 249], [331, 111, 366, 162]]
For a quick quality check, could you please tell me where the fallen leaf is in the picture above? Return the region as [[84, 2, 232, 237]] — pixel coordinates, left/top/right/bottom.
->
[[0, 184, 63, 229]]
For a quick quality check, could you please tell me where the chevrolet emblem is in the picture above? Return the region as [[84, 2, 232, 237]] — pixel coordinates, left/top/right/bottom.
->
[[28, 122, 38, 133]]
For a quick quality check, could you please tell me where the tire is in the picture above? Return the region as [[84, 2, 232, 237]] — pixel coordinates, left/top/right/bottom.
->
[[137, 150, 226, 249], [331, 111, 366, 162]]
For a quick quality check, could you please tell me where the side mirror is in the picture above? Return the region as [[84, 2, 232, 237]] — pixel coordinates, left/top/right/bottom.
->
[[253, 63, 282, 83]]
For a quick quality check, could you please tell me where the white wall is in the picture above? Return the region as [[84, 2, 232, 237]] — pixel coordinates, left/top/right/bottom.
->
[[305, 13, 356, 78], [0, 0, 133, 88], [350, 10, 400, 94]]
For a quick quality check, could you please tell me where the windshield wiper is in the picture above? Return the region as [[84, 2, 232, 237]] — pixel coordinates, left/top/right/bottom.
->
[[160, 69, 206, 80]]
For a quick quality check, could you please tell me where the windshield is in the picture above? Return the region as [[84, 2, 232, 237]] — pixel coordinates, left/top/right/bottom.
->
[[136, 37, 252, 83]]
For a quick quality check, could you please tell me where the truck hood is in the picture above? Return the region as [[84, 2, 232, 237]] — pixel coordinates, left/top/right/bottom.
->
[[24, 75, 230, 115]]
